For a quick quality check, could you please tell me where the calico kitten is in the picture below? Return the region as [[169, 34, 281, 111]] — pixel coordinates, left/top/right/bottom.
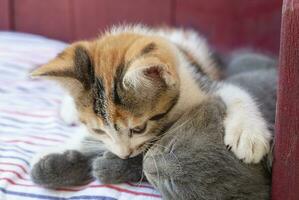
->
[[30, 26, 271, 187]]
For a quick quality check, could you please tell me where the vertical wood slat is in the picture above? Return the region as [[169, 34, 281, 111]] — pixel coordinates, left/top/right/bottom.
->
[[234, 0, 282, 54], [13, 0, 73, 41], [0, 0, 12, 30], [174, 0, 236, 52], [174, 0, 282, 54], [271, 0, 299, 200], [72, 0, 173, 41]]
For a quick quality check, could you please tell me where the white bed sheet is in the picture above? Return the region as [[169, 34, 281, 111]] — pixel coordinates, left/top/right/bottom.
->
[[0, 32, 160, 200]]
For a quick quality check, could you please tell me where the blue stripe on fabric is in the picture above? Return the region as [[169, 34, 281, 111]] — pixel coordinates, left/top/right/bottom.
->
[[0, 122, 20, 129], [0, 143, 35, 154], [0, 156, 30, 166], [0, 148, 32, 158], [0, 115, 68, 127], [0, 187, 117, 200]]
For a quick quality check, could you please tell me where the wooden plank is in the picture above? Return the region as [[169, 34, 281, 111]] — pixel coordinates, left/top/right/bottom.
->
[[175, 0, 282, 54], [73, 0, 172, 41], [13, 0, 73, 41], [0, 0, 12, 30], [175, 0, 236, 52], [72, 0, 106, 40], [235, 0, 282, 55], [271, 0, 299, 200]]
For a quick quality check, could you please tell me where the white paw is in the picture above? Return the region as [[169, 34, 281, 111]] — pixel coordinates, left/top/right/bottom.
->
[[218, 84, 272, 163], [224, 107, 272, 163], [60, 94, 79, 125]]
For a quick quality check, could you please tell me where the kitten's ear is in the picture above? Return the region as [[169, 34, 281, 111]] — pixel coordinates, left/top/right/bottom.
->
[[123, 64, 178, 90], [31, 42, 94, 91]]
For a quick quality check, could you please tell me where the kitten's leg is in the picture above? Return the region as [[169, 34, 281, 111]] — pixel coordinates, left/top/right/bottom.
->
[[31, 126, 144, 186], [30, 126, 100, 188], [59, 94, 79, 125], [217, 84, 272, 163], [92, 152, 145, 184]]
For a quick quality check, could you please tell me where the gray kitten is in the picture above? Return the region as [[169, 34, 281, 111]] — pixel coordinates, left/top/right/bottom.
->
[[144, 97, 271, 200], [142, 53, 277, 200], [31, 52, 276, 199]]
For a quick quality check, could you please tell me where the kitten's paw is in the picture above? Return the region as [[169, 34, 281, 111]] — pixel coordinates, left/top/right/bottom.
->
[[224, 114, 271, 163], [92, 156, 119, 184], [60, 94, 79, 125], [30, 150, 92, 188], [218, 84, 272, 163], [92, 152, 143, 184]]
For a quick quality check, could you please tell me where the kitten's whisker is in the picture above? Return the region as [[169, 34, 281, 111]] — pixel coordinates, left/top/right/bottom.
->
[[136, 151, 146, 187], [148, 117, 192, 143], [160, 118, 191, 137], [148, 143, 182, 173], [147, 148, 160, 183]]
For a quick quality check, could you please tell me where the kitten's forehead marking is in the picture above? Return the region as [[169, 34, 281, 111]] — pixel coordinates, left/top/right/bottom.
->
[[93, 77, 109, 124], [112, 63, 126, 106], [73, 46, 94, 90], [139, 42, 157, 57], [90, 34, 178, 132]]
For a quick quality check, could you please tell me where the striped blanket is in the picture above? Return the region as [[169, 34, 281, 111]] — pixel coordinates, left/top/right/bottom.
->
[[0, 32, 160, 200]]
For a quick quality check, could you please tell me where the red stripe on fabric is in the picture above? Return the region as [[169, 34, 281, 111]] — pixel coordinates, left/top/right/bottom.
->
[[0, 177, 161, 198], [27, 136, 63, 142], [0, 109, 56, 118], [0, 162, 28, 173], [0, 168, 158, 194], [126, 182, 154, 189], [0, 169, 28, 180], [90, 184, 161, 198], [0, 140, 53, 146]]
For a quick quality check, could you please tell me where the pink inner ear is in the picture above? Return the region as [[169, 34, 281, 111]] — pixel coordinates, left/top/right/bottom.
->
[[144, 66, 162, 79]]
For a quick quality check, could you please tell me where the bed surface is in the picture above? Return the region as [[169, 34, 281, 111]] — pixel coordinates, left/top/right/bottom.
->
[[0, 32, 160, 200]]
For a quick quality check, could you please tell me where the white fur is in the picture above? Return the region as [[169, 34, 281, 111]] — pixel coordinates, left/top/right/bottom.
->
[[123, 67, 153, 89], [156, 29, 218, 77], [60, 94, 79, 125], [171, 53, 208, 115], [216, 84, 272, 163], [33, 94, 83, 168], [30, 125, 88, 168], [107, 24, 219, 78]]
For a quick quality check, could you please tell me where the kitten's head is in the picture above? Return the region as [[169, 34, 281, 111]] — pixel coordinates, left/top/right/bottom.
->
[[31, 31, 180, 158]]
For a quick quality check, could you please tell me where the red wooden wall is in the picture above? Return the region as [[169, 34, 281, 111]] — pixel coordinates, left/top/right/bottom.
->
[[0, 0, 12, 29], [271, 0, 299, 199], [0, 0, 282, 54]]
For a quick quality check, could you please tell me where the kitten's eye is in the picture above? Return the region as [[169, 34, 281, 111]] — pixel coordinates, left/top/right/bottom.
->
[[92, 128, 106, 135], [149, 112, 168, 121], [130, 123, 147, 134]]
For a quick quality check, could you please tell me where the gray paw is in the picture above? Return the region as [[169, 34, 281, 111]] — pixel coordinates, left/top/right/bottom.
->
[[92, 152, 144, 184], [30, 150, 93, 188]]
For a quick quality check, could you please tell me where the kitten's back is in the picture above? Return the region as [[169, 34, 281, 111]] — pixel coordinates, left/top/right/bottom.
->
[[227, 68, 277, 132], [144, 53, 277, 200], [144, 98, 271, 200]]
